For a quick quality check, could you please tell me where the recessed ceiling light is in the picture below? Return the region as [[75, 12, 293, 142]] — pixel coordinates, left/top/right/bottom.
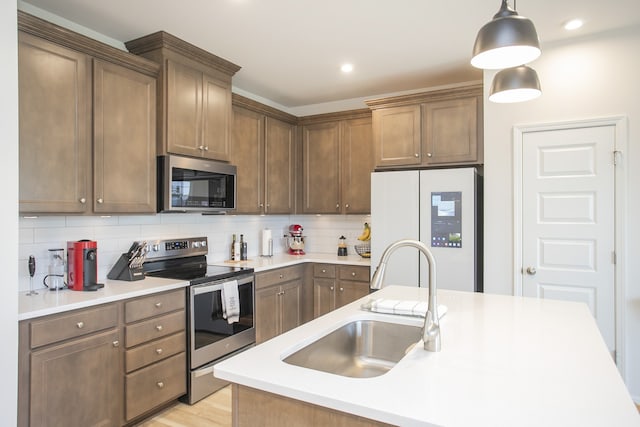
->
[[564, 19, 584, 31], [341, 63, 353, 73]]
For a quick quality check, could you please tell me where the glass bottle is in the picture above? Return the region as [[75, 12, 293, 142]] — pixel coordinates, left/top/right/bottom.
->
[[240, 234, 248, 260], [231, 234, 237, 261]]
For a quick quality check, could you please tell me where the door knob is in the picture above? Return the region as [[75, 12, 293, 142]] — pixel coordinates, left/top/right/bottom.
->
[[525, 266, 537, 275]]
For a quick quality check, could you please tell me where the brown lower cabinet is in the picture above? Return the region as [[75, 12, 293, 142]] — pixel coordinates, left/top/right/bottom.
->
[[233, 384, 392, 427], [255, 265, 306, 344], [18, 289, 186, 427], [313, 264, 371, 318]]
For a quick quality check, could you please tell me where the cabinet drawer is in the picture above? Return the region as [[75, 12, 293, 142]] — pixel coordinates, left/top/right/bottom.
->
[[125, 352, 186, 421], [125, 331, 186, 373], [338, 265, 370, 282], [313, 264, 336, 278], [125, 288, 185, 323], [125, 310, 185, 348], [30, 304, 118, 349], [256, 265, 303, 289]]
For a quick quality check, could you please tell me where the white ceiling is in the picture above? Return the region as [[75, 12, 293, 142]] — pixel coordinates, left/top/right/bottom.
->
[[20, 0, 640, 112]]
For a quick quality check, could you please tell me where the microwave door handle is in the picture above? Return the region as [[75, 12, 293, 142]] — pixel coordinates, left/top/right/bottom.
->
[[193, 283, 224, 296]]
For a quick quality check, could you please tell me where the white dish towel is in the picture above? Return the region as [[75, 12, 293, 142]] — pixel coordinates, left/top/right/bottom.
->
[[361, 298, 447, 319], [221, 280, 240, 324]]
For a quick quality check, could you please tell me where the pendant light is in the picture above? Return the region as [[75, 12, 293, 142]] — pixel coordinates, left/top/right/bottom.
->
[[489, 65, 541, 103], [471, 0, 541, 70]]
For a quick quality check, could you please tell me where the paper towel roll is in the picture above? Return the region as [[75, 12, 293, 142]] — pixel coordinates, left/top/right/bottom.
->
[[261, 228, 273, 257]]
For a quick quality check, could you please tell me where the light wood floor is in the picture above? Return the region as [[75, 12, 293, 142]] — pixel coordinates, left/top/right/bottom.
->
[[134, 386, 232, 427]]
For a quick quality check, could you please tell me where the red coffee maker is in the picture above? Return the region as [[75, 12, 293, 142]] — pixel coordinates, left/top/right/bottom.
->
[[67, 240, 104, 291]]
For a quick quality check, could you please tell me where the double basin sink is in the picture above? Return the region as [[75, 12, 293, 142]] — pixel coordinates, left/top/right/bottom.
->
[[283, 318, 422, 378]]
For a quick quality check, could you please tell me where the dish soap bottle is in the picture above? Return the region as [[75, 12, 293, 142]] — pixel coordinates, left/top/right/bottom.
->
[[337, 235, 347, 256]]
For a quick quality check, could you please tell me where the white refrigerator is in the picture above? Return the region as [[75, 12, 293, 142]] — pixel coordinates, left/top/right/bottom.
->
[[370, 167, 482, 292]]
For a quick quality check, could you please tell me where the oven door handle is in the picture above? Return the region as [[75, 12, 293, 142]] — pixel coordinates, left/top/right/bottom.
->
[[192, 283, 225, 296]]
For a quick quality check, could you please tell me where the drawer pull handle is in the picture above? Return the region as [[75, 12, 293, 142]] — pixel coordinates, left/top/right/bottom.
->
[[155, 302, 162, 308], [156, 325, 163, 332], [156, 381, 164, 389], [112, 340, 119, 348], [351, 272, 356, 277], [340, 287, 344, 292], [156, 348, 163, 355], [76, 322, 84, 329]]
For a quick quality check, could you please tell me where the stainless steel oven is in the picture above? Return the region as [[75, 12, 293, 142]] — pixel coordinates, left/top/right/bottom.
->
[[188, 272, 254, 403], [142, 237, 255, 404]]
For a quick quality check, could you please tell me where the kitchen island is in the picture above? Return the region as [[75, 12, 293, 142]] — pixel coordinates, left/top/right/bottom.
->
[[214, 285, 639, 426]]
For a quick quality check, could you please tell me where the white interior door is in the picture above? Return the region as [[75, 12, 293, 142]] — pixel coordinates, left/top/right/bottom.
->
[[520, 125, 616, 351]]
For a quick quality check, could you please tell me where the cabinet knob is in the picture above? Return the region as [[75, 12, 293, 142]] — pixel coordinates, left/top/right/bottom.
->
[[351, 272, 356, 277], [204, 146, 209, 151], [336, 203, 340, 209], [279, 274, 284, 279], [339, 287, 344, 292], [156, 348, 163, 355], [97, 198, 104, 204], [427, 153, 432, 157], [155, 302, 162, 308], [345, 204, 350, 209], [156, 325, 163, 332], [112, 340, 119, 348], [199, 145, 205, 151], [321, 269, 326, 273], [76, 321, 84, 329], [330, 286, 334, 291], [156, 381, 164, 389], [414, 153, 419, 158], [259, 203, 264, 208], [79, 197, 86, 204]]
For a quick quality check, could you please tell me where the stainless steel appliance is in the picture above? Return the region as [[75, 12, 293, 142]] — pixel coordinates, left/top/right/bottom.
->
[[142, 237, 255, 404], [157, 154, 237, 213]]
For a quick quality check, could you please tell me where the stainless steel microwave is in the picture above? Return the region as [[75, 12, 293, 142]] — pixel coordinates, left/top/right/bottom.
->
[[158, 155, 237, 213]]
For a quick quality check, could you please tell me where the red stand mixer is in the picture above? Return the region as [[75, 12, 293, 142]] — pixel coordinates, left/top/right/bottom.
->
[[286, 224, 305, 255]]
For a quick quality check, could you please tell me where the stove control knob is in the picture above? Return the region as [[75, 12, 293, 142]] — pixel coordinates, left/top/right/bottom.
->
[[152, 244, 159, 252], [193, 241, 201, 248], [200, 240, 207, 248]]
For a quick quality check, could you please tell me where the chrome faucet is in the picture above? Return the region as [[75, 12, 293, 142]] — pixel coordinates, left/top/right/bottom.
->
[[370, 239, 441, 352]]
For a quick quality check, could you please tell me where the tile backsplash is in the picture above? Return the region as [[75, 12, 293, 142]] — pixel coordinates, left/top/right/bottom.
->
[[18, 213, 370, 292]]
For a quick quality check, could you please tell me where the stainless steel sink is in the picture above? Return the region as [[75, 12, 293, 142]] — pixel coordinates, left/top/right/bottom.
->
[[283, 319, 421, 378]]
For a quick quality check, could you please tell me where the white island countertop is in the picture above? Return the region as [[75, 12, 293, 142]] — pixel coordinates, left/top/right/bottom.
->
[[214, 285, 639, 426]]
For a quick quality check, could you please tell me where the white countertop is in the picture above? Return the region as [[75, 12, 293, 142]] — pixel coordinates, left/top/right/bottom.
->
[[18, 252, 370, 321], [18, 276, 189, 321], [210, 252, 370, 272], [214, 286, 640, 426]]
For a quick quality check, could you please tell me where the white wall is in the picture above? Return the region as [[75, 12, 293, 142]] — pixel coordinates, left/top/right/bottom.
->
[[1, 2, 19, 424], [483, 26, 640, 400]]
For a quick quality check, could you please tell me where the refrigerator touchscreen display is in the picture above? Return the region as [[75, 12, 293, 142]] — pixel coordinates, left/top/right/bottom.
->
[[431, 191, 462, 248]]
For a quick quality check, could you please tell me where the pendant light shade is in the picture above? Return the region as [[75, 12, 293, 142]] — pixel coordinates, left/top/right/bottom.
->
[[471, 0, 541, 69], [489, 65, 541, 103]]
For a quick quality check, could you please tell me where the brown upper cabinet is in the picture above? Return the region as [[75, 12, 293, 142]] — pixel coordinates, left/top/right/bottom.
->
[[18, 12, 159, 215], [126, 32, 240, 162], [300, 110, 374, 214], [366, 83, 483, 169], [232, 95, 297, 214]]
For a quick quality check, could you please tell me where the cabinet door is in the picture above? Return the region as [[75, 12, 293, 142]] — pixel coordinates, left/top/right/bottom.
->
[[18, 32, 91, 213], [280, 280, 302, 334], [264, 117, 295, 214], [93, 60, 156, 213], [372, 105, 421, 168], [255, 285, 280, 344], [202, 72, 232, 161], [302, 122, 340, 213], [30, 329, 121, 426], [341, 117, 373, 214], [232, 106, 264, 214], [422, 97, 478, 164], [166, 59, 202, 157], [313, 278, 336, 318], [335, 280, 369, 309]]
